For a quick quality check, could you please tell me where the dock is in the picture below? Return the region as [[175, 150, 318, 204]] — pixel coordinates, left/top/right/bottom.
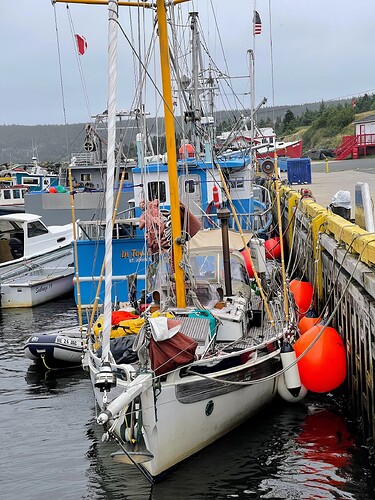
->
[[275, 157, 375, 460]]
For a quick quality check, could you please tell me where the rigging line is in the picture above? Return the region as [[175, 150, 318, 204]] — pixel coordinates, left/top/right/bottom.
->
[[113, 15, 204, 146], [169, 9, 190, 155], [55, 125, 87, 164], [267, 0, 276, 127], [190, 239, 373, 388], [114, 20, 175, 125], [53, 4, 69, 159], [66, 5, 92, 120], [208, 0, 231, 82]]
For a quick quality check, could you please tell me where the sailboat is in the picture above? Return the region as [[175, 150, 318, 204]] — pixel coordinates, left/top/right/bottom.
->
[[46, 0, 305, 481]]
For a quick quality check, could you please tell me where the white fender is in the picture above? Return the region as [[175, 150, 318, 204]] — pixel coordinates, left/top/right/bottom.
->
[[278, 341, 307, 402]]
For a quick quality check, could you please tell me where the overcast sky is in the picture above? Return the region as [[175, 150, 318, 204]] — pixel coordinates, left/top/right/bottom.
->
[[1, 0, 375, 126]]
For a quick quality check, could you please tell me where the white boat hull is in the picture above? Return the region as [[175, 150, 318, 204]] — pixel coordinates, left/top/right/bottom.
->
[[142, 374, 277, 477], [87, 348, 280, 479], [1, 266, 74, 308]]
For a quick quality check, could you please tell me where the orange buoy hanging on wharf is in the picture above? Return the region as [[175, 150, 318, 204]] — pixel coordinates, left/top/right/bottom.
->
[[289, 279, 314, 318], [298, 315, 322, 334], [294, 325, 347, 393]]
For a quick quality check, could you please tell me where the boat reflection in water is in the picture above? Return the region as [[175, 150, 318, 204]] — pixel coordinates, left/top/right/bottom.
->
[[84, 397, 373, 499]]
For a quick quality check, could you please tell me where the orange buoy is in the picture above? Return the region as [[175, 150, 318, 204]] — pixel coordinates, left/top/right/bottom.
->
[[241, 248, 254, 278], [265, 237, 281, 260], [290, 279, 313, 318], [294, 325, 346, 393], [298, 315, 321, 334]]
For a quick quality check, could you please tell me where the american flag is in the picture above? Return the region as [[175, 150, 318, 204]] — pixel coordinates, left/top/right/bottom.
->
[[253, 11, 262, 35]]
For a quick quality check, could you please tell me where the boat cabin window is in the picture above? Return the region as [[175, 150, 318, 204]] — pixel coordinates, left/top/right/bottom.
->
[[184, 179, 196, 194], [190, 254, 249, 286], [228, 178, 245, 190], [13, 190, 21, 199], [230, 258, 250, 285], [0, 220, 18, 235], [118, 170, 129, 181], [191, 255, 217, 280], [147, 181, 166, 203], [81, 173, 92, 182], [3, 190, 11, 200], [21, 177, 39, 186], [27, 221, 49, 238]]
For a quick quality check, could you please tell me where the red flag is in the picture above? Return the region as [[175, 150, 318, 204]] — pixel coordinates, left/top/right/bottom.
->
[[253, 11, 262, 35], [75, 34, 87, 55]]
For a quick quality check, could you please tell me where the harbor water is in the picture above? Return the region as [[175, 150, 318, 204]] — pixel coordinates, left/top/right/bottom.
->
[[0, 296, 374, 500]]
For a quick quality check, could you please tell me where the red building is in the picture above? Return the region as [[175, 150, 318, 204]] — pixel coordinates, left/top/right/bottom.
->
[[335, 114, 375, 160]]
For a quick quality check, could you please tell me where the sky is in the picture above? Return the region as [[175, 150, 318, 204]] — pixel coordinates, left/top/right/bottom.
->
[[1, 0, 375, 126]]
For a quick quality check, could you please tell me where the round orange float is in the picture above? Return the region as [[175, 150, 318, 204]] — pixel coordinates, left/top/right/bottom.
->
[[290, 279, 314, 318], [294, 324, 346, 393], [265, 237, 281, 259], [241, 248, 254, 278], [298, 315, 321, 334]]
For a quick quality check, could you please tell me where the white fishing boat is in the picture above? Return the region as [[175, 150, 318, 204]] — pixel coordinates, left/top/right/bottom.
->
[[0, 212, 74, 307], [0, 184, 29, 215], [50, 0, 307, 482], [0, 159, 60, 215]]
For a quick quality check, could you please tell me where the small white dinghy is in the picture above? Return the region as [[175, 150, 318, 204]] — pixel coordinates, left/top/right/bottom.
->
[[24, 326, 85, 369], [1, 265, 74, 308]]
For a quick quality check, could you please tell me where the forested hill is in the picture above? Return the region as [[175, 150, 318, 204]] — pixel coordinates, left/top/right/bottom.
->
[[0, 97, 356, 164], [0, 124, 87, 165]]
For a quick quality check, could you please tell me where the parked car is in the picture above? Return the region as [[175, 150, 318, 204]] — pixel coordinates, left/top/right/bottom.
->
[[302, 148, 336, 160]]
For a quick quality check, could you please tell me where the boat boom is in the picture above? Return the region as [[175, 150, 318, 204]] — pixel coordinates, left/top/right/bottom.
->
[[97, 372, 153, 424]]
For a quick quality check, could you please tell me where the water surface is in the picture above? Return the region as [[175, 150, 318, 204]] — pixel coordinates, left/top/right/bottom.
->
[[0, 297, 373, 499]]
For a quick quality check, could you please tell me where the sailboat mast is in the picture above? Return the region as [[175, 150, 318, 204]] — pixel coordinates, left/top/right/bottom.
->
[[102, 0, 119, 359], [190, 12, 201, 154], [156, 0, 186, 308]]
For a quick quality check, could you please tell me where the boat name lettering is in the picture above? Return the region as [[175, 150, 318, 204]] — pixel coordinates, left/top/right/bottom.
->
[[56, 337, 79, 346], [132, 249, 145, 257], [121, 249, 146, 259], [35, 284, 52, 294]]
